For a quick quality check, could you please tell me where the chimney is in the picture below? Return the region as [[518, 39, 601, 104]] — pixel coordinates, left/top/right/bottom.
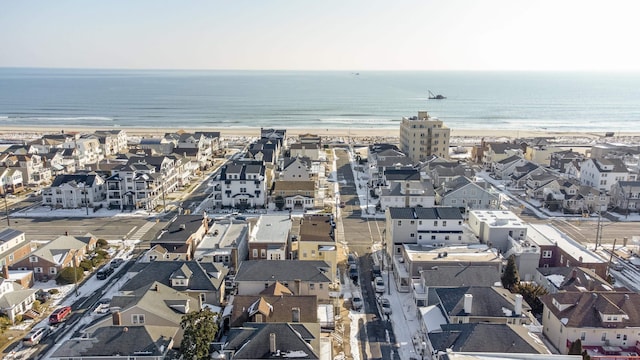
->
[[269, 333, 277, 353], [155, 283, 159, 292], [572, 269, 578, 280], [514, 294, 523, 316], [463, 294, 473, 314], [2, 264, 9, 279], [112, 311, 122, 326], [180, 224, 186, 230]]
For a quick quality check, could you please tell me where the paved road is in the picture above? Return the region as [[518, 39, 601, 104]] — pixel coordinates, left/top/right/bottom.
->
[[7, 217, 155, 241], [335, 147, 398, 360]]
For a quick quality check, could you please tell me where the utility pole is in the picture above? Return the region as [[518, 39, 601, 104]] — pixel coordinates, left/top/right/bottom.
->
[[84, 183, 89, 216], [595, 208, 602, 250], [3, 194, 9, 227]]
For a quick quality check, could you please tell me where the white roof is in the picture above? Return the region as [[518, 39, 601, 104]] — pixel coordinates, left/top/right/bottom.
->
[[527, 224, 602, 263]]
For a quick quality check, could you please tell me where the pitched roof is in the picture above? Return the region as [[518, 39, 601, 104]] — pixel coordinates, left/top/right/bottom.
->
[[50, 173, 102, 188], [230, 295, 317, 327], [428, 323, 546, 354], [537, 267, 613, 292], [51, 326, 173, 358], [273, 181, 315, 192], [235, 260, 331, 283], [225, 323, 318, 359], [260, 281, 294, 296], [419, 266, 501, 287], [30, 234, 96, 264], [540, 291, 640, 328], [433, 286, 531, 318], [120, 261, 226, 292]]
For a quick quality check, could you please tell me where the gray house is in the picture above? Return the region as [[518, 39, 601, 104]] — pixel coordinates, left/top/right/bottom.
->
[[435, 176, 499, 212]]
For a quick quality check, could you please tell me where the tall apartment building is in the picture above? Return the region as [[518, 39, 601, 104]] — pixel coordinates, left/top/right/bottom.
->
[[400, 111, 450, 162]]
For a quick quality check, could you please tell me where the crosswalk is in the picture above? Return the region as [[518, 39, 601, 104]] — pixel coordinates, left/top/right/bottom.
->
[[127, 221, 157, 241]]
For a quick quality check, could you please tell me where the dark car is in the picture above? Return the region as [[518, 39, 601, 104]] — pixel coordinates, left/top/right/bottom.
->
[[110, 258, 124, 268], [349, 265, 358, 283], [371, 264, 381, 277], [96, 266, 114, 280], [347, 253, 357, 267], [36, 289, 51, 302]]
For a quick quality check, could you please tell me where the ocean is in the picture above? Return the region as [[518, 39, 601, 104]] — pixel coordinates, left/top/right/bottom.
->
[[1, 68, 639, 132]]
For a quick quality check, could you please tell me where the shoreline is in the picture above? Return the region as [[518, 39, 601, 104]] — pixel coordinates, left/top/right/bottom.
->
[[1, 125, 640, 142]]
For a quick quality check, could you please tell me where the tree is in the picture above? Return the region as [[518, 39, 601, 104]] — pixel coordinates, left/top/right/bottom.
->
[[513, 282, 548, 316], [180, 309, 218, 360], [56, 266, 84, 285], [546, 193, 559, 212], [274, 196, 285, 211], [501, 255, 520, 291], [568, 339, 583, 355], [97, 238, 109, 248]]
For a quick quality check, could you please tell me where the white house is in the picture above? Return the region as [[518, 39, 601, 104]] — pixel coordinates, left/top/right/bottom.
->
[[580, 158, 630, 193], [468, 210, 527, 253], [212, 161, 267, 209], [42, 173, 106, 209]]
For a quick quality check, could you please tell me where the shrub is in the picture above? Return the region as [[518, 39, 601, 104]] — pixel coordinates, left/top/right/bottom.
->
[[56, 267, 84, 285], [49, 288, 59, 295], [97, 239, 109, 248], [79, 260, 93, 271]]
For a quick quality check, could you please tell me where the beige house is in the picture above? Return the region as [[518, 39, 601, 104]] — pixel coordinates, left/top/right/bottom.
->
[[540, 291, 640, 355], [296, 214, 337, 282], [270, 180, 318, 210]]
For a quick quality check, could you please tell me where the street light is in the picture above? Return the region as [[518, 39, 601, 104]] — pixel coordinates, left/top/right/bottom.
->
[[3, 194, 9, 227]]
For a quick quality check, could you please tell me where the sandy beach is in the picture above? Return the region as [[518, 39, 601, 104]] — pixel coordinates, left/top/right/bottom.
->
[[1, 125, 640, 144]]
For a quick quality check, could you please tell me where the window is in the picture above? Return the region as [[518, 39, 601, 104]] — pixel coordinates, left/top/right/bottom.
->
[[253, 249, 258, 258], [261, 249, 266, 258], [309, 283, 315, 290], [29, 256, 38, 263], [580, 332, 586, 341], [434, 221, 438, 226], [601, 333, 607, 341], [34, 267, 43, 273], [443, 221, 447, 226], [292, 308, 301, 322], [132, 314, 145, 324], [410, 220, 415, 225], [410, 233, 415, 238], [542, 250, 552, 258], [398, 221, 402, 226]]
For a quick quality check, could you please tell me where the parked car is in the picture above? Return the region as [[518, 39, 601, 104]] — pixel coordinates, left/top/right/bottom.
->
[[371, 264, 381, 278], [35, 289, 51, 302], [349, 265, 359, 283], [379, 297, 392, 315], [351, 291, 363, 311], [23, 327, 49, 346], [110, 258, 124, 268], [347, 253, 357, 267], [96, 266, 114, 280], [49, 306, 72, 324], [374, 276, 385, 294]]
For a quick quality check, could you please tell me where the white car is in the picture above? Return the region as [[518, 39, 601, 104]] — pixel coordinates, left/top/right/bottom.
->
[[374, 276, 385, 293], [351, 292, 363, 311], [379, 297, 392, 315]]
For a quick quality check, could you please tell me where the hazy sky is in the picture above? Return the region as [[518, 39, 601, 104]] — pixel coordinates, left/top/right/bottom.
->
[[2, 0, 640, 71]]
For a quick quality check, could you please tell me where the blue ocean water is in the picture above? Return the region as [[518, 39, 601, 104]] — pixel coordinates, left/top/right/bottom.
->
[[1, 68, 639, 132]]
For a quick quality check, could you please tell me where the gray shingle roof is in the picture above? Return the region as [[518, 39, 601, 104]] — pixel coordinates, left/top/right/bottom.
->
[[419, 266, 501, 287], [428, 323, 545, 354], [235, 260, 331, 283], [226, 323, 318, 359], [433, 286, 530, 318], [121, 261, 226, 292]]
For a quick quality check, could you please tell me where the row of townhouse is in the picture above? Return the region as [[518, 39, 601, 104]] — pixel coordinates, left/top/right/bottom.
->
[[139, 131, 220, 169]]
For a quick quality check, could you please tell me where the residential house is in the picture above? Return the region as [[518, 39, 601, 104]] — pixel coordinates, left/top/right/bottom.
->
[[385, 207, 466, 257], [296, 214, 337, 282], [0, 277, 37, 324], [429, 286, 535, 325], [610, 181, 640, 214], [62, 137, 103, 168], [92, 129, 128, 156], [151, 215, 211, 261], [540, 291, 640, 355], [42, 173, 106, 209], [140, 244, 171, 263], [11, 233, 97, 281], [580, 158, 630, 193], [41, 150, 71, 176], [279, 157, 312, 181], [468, 210, 527, 253], [379, 179, 435, 211], [0, 168, 24, 195], [522, 138, 562, 166], [121, 260, 227, 306], [195, 218, 250, 272], [51, 326, 173, 359], [435, 176, 499, 212], [550, 149, 586, 173], [229, 294, 318, 327], [589, 142, 640, 160], [527, 224, 607, 278], [512, 162, 549, 190], [480, 141, 524, 170], [393, 244, 503, 292], [234, 260, 331, 302], [412, 265, 501, 307], [219, 323, 319, 360], [537, 178, 608, 214], [248, 141, 278, 166], [492, 155, 527, 180], [289, 143, 321, 161], [0, 153, 50, 185], [212, 161, 267, 209], [248, 215, 292, 261], [399, 111, 451, 161], [0, 228, 34, 268], [83, 281, 195, 350], [139, 137, 175, 155], [370, 156, 413, 188], [427, 323, 550, 356], [260, 128, 286, 148], [535, 267, 615, 294], [270, 180, 317, 210]]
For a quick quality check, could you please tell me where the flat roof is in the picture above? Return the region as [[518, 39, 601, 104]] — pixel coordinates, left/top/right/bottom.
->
[[471, 210, 526, 228], [527, 224, 603, 263], [196, 220, 248, 258], [403, 244, 502, 263], [251, 215, 292, 243]]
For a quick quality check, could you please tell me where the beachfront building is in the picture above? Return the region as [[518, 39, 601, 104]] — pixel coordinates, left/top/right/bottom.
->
[[540, 291, 640, 355], [211, 161, 267, 209], [296, 214, 337, 282], [610, 180, 640, 214], [580, 158, 630, 193], [165, 131, 220, 170], [435, 176, 499, 212], [92, 129, 128, 156], [289, 142, 321, 161], [589, 142, 640, 160], [400, 111, 450, 162], [480, 141, 525, 170], [42, 173, 106, 210], [106, 155, 180, 211], [61, 137, 104, 168], [385, 207, 468, 257]]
